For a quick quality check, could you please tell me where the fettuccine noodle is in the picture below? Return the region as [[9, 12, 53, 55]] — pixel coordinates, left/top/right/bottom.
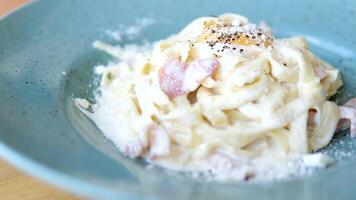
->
[[80, 14, 356, 181]]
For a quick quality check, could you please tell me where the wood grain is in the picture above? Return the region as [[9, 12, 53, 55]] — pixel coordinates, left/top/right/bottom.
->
[[0, 160, 81, 200], [0, 1, 82, 199], [0, 0, 29, 16]]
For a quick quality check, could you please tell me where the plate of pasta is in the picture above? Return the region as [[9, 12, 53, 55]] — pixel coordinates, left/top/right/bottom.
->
[[75, 13, 356, 182], [0, 0, 356, 199]]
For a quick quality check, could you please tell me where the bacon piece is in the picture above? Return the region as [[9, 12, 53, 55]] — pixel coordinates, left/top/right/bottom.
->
[[345, 98, 356, 108], [183, 59, 219, 91], [208, 150, 254, 181], [119, 125, 171, 159], [208, 151, 242, 172], [337, 98, 356, 137], [120, 139, 146, 158], [336, 118, 350, 133], [159, 59, 187, 99], [338, 107, 356, 137], [314, 67, 328, 80], [159, 58, 219, 99]]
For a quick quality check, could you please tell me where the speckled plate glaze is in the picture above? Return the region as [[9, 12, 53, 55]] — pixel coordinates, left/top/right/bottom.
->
[[0, 0, 356, 199]]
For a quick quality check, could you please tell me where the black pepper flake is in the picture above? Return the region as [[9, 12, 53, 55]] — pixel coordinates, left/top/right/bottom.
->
[[239, 49, 244, 53], [283, 63, 287, 66], [232, 47, 236, 50], [211, 30, 216, 33], [257, 32, 262, 36]]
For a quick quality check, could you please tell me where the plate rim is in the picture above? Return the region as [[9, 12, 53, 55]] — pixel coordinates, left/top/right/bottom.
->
[[0, 1, 137, 199], [0, 1, 355, 200]]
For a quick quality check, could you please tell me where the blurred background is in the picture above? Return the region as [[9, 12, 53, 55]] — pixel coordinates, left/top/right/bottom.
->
[[0, 0, 28, 16], [0, 0, 79, 199]]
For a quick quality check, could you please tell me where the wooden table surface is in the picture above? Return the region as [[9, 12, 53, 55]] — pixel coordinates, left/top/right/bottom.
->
[[0, 1, 82, 199]]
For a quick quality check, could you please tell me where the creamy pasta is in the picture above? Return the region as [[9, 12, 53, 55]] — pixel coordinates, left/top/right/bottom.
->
[[78, 14, 356, 181]]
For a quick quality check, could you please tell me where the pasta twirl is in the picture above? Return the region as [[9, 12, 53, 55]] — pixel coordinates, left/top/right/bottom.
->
[[79, 14, 356, 182]]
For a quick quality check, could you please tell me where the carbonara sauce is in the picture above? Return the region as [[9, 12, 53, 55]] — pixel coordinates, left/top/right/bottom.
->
[[76, 14, 356, 182]]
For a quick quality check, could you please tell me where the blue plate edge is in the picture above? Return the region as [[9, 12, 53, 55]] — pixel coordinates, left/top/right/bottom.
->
[[0, 1, 131, 199]]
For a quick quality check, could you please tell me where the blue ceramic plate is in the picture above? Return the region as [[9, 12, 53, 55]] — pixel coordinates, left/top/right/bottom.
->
[[0, 0, 355, 199]]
